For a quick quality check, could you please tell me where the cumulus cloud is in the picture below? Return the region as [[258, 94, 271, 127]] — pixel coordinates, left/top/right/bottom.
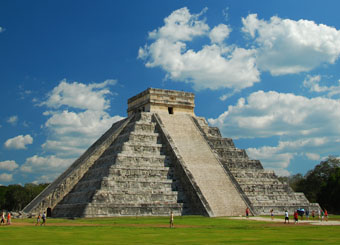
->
[[19, 79, 124, 183], [20, 155, 73, 173], [7, 115, 18, 125], [40, 79, 123, 158], [0, 160, 19, 171], [209, 91, 340, 175], [242, 14, 340, 75], [0, 173, 13, 182], [303, 75, 340, 97], [139, 7, 260, 91], [4, 134, 33, 149], [41, 79, 116, 111], [209, 24, 231, 44], [209, 90, 340, 139]]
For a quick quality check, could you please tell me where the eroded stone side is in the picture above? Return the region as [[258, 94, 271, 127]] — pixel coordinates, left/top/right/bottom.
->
[[194, 116, 320, 215], [22, 117, 131, 215], [52, 113, 184, 217]]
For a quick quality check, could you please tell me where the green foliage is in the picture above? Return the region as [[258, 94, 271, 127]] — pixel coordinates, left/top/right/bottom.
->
[[0, 183, 49, 211], [287, 156, 340, 214]]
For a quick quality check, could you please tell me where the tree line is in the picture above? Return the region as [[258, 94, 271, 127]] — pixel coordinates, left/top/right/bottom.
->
[[279, 156, 340, 214], [0, 183, 49, 212]]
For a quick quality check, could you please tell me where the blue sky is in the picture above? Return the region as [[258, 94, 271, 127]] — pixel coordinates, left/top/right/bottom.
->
[[1, 0, 340, 185]]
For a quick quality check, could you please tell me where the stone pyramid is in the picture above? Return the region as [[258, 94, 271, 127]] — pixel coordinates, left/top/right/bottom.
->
[[23, 88, 319, 217]]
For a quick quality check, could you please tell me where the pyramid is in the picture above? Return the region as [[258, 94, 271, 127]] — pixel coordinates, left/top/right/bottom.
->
[[23, 88, 319, 217]]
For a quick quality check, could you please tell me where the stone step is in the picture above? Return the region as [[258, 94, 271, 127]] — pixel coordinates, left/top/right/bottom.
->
[[62, 189, 179, 204], [73, 177, 174, 190], [104, 142, 164, 156], [207, 138, 235, 149], [223, 159, 263, 170], [214, 148, 248, 159], [94, 154, 169, 168], [231, 170, 276, 178], [124, 121, 156, 134], [53, 202, 183, 217], [116, 131, 159, 144], [79, 167, 171, 181], [91, 191, 179, 204]]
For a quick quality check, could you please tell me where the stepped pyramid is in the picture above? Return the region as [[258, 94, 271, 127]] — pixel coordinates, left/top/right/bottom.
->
[[23, 88, 319, 217]]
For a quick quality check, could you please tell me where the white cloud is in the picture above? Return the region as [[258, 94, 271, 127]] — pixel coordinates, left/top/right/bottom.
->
[[209, 91, 340, 175], [0, 160, 19, 171], [209, 24, 231, 44], [139, 7, 260, 91], [40, 79, 123, 157], [41, 79, 116, 111], [305, 152, 320, 161], [20, 155, 73, 173], [0, 173, 13, 182], [209, 90, 340, 139], [4, 134, 33, 149], [242, 14, 340, 75], [303, 75, 340, 97], [7, 115, 18, 125]]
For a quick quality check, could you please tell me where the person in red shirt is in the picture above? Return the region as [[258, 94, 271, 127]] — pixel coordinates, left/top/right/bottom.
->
[[6, 212, 11, 225], [294, 210, 299, 224], [245, 207, 250, 218], [324, 209, 328, 221]]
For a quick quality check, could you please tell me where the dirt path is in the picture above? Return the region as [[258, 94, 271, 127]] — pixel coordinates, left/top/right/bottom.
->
[[230, 216, 340, 226]]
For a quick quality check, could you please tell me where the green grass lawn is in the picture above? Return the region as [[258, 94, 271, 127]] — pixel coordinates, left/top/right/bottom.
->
[[1, 216, 340, 244]]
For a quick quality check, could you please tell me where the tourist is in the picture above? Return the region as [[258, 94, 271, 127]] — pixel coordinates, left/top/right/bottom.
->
[[36, 213, 41, 226], [321, 209, 324, 222], [284, 210, 289, 224], [245, 207, 250, 218], [318, 209, 321, 220], [305, 209, 309, 220], [169, 211, 174, 228], [41, 212, 46, 226], [294, 210, 299, 224], [311, 210, 315, 220], [324, 209, 328, 221], [6, 212, 11, 225], [270, 209, 274, 220], [0, 212, 5, 225]]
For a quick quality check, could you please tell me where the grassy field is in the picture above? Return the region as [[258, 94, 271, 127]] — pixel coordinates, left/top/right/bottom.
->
[[1, 216, 340, 244]]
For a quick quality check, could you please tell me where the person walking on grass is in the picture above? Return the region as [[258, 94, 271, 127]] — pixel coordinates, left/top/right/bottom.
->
[[36, 213, 41, 226], [169, 211, 174, 228], [270, 209, 274, 220], [245, 207, 250, 218], [312, 210, 315, 220], [41, 212, 46, 226], [294, 210, 299, 224], [324, 209, 328, 221], [321, 209, 324, 222], [0, 212, 5, 225], [6, 212, 11, 225], [284, 210, 289, 224]]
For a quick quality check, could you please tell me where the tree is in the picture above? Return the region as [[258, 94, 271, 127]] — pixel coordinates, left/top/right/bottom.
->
[[286, 156, 340, 214]]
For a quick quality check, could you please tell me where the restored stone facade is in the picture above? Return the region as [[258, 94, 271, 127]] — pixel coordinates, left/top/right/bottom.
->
[[23, 88, 318, 217]]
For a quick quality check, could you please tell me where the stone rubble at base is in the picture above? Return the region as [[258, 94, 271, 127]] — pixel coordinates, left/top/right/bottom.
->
[[22, 88, 319, 217]]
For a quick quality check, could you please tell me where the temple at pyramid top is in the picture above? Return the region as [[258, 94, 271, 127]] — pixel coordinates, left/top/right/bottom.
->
[[127, 88, 195, 116]]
